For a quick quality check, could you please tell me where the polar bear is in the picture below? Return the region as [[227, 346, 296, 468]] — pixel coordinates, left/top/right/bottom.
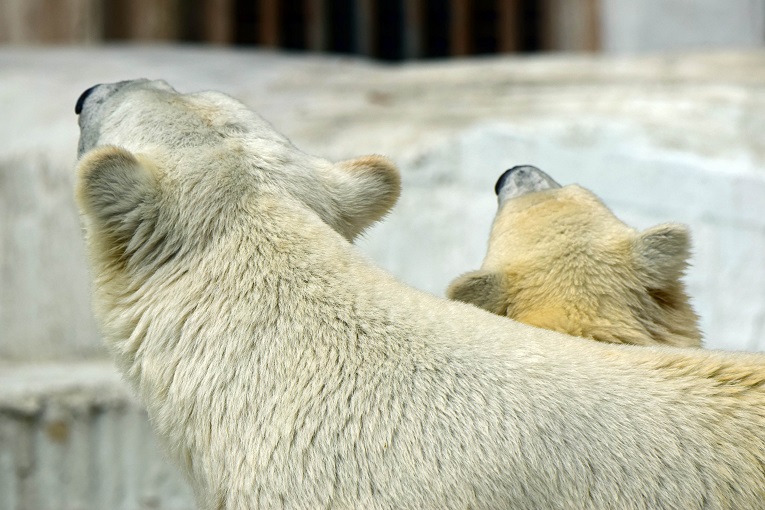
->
[[75, 80, 765, 509], [447, 165, 702, 348]]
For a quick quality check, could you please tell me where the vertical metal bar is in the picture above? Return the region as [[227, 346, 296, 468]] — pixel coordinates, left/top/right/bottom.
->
[[21, 0, 104, 42], [497, 0, 520, 53], [355, 0, 375, 56], [203, 0, 233, 44], [403, 0, 423, 59], [260, 0, 279, 47], [584, 0, 601, 51], [539, 0, 554, 50], [450, 0, 470, 56], [85, 0, 105, 41], [128, 0, 180, 40], [102, 0, 128, 40], [541, 0, 601, 51], [33, 0, 68, 42], [305, 0, 327, 51]]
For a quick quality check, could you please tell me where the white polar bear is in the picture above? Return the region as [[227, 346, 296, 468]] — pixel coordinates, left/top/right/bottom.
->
[[75, 79, 765, 509], [448, 165, 702, 348]]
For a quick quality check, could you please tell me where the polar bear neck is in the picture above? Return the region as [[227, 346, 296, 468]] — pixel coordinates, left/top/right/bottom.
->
[[93, 194, 533, 499], [93, 191, 442, 394]]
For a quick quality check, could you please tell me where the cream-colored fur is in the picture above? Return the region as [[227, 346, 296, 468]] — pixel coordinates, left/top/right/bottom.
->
[[448, 168, 701, 347], [76, 80, 765, 509]]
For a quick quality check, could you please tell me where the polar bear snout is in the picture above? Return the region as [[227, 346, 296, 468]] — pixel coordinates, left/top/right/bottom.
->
[[495, 165, 562, 205], [75, 79, 172, 116], [74, 81, 128, 117], [75, 79, 176, 157], [75, 84, 99, 115]]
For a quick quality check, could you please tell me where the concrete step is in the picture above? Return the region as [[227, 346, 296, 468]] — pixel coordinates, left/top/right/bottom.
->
[[0, 362, 193, 510]]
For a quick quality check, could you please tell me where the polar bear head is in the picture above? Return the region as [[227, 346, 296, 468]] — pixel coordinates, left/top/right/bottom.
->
[[75, 79, 400, 248], [447, 165, 701, 347]]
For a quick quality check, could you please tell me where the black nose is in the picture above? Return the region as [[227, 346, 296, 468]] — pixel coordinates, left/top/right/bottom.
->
[[75, 85, 99, 115], [494, 165, 540, 195]]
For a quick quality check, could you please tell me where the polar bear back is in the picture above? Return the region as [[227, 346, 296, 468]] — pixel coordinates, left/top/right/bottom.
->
[[74, 79, 765, 508]]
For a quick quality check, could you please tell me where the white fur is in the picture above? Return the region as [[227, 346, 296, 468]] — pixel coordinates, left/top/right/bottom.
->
[[76, 80, 765, 509], [448, 182, 701, 347]]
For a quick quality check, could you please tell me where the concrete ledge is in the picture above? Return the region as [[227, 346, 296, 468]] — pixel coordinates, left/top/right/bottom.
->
[[0, 362, 193, 510]]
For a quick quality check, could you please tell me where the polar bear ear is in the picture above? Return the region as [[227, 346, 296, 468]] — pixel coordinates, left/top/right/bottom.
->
[[328, 155, 401, 239], [447, 270, 510, 315], [633, 223, 691, 287], [75, 145, 158, 240]]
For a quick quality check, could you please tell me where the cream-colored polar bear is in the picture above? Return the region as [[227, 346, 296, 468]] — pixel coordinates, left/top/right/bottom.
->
[[448, 165, 702, 347], [75, 80, 765, 509]]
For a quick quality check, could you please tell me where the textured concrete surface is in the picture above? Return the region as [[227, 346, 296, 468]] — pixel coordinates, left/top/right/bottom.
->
[[0, 362, 193, 509], [3, 46, 765, 508], [600, 0, 765, 54]]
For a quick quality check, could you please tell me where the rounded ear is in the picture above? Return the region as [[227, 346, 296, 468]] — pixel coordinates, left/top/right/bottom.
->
[[75, 145, 158, 243], [328, 155, 401, 240], [633, 223, 691, 287], [446, 270, 510, 315]]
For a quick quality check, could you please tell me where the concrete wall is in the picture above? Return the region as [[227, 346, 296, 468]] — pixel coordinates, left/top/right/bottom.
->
[[601, 0, 765, 54], [0, 363, 193, 509]]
